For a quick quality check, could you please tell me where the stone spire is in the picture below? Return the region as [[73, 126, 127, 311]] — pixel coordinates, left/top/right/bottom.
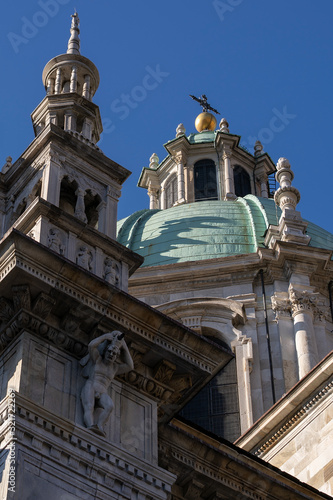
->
[[32, 13, 102, 144], [265, 157, 310, 247], [274, 157, 300, 212], [67, 12, 80, 55]]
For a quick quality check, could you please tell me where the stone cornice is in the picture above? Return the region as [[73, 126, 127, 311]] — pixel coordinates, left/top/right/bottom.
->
[[3, 123, 131, 188], [253, 379, 333, 458], [11, 197, 144, 275], [129, 252, 263, 290], [0, 392, 175, 499], [235, 351, 333, 453], [130, 244, 333, 296], [137, 166, 159, 189], [158, 419, 330, 500]]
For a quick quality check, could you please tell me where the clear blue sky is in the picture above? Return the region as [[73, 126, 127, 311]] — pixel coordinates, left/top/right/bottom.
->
[[1, 0, 332, 233]]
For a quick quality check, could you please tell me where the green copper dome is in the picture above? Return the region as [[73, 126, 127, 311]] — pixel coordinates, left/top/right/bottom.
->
[[117, 196, 333, 268]]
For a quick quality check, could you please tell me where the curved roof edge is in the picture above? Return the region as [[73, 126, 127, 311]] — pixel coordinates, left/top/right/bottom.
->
[[117, 197, 333, 268]]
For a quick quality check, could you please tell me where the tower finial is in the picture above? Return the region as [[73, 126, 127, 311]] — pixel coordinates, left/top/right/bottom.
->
[[67, 12, 80, 55]]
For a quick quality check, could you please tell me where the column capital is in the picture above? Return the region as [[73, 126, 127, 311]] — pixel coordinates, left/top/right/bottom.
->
[[147, 184, 159, 209], [147, 185, 158, 196], [289, 285, 319, 317], [271, 292, 291, 319], [313, 304, 329, 323], [223, 149, 232, 160], [75, 187, 86, 196], [107, 185, 121, 200], [172, 152, 187, 166], [47, 150, 62, 165], [257, 173, 267, 184]]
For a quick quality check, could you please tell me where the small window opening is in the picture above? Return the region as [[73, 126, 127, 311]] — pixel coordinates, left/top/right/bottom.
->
[[194, 159, 218, 201]]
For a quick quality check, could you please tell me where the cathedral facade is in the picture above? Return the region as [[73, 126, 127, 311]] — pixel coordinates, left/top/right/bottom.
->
[[0, 13, 332, 500]]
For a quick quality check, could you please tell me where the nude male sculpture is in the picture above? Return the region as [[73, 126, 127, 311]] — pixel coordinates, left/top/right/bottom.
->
[[80, 331, 134, 436]]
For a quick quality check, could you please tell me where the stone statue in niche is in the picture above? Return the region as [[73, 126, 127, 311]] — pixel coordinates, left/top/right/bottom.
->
[[80, 331, 134, 436], [48, 228, 65, 255], [76, 246, 93, 271], [103, 258, 120, 286]]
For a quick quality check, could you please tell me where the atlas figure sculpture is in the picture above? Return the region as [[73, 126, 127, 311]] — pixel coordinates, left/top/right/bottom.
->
[[80, 331, 134, 436]]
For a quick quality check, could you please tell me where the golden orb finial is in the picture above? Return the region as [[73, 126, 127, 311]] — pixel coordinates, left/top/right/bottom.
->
[[189, 94, 219, 133], [195, 112, 217, 132]]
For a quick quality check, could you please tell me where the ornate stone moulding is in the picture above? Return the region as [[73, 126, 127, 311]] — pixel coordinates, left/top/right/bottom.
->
[[0, 393, 175, 499], [11, 197, 142, 281], [0, 230, 229, 422], [253, 379, 333, 458], [158, 419, 326, 500], [235, 351, 333, 455]]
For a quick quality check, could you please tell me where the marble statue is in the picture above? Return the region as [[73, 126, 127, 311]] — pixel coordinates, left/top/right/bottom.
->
[[76, 245, 92, 271], [48, 228, 64, 255], [103, 257, 120, 286], [80, 331, 134, 436]]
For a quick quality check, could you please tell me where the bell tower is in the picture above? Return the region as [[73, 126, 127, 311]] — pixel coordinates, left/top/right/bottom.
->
[[0, 13, 231, 500], [1, 13, 139, 290]]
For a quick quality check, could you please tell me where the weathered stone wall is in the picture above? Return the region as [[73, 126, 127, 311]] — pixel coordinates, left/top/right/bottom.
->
[[262, 384, 333, 496]]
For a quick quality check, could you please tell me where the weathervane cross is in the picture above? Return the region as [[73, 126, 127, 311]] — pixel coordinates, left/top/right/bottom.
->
[[189, 94, 220, 115]]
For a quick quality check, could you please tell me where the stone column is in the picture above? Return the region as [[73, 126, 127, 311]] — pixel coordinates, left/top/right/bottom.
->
[[175, 155, 185, 204], [64, 111, 77, 132], [70, 66, 78, 93], [45, 111, 58, 127], [160, 187, 166, 210], [313, 304, 328, 360], [223, 148, 236, 200], [218, 153, 224, 200], [82, 118, 93, 141], [41, 152, 61, 206], [83, 75, 91, 99], [258, 174, 268, 198], [46, 78, 55, 95], [105, 186, 120, 239], [54, 68, 62, 94], [289, 285, 319, 379], [97, 201, 106, 234], [231, 335, 253, 433], [75, 188, 87, 223], [184, 164, 194, 203], [271, 292, 298, 390], [148, 185, 158, 210]]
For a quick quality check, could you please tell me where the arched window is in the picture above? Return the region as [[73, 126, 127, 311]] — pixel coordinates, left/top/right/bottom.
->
[[165, 175, 177, 208], [180, 335, 241, 441], [59, 176, 78, 216], [84, 190, 101, 229], [233, 165, 251, 197], [194, 159, 218, 201]]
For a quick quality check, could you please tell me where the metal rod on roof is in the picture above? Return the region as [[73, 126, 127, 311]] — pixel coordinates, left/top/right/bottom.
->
[[260, 269, 276, 405]]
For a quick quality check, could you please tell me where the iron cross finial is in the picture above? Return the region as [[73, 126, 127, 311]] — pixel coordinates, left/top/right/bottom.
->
[[189, 94, 220, 115]]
